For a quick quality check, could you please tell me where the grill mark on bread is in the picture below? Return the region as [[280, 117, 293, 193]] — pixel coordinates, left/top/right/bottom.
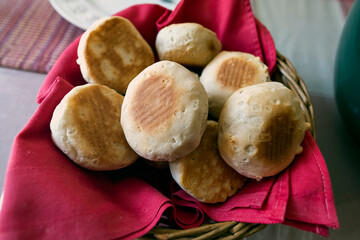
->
[[256, 104, 295, 162], [136, 79, 174, 125], [217, 58, 258, 89], [131, 75, 177, 131], [139, 86, 174, 127]]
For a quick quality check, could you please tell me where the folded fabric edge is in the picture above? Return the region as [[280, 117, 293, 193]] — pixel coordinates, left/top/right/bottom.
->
[[305, 132, 339, 229], [36, 76, 70, 104], [171, 190, 206, 229], [255, 17, 277, 75], [121, 201, 173, 240], [36, 38, 82, 104]]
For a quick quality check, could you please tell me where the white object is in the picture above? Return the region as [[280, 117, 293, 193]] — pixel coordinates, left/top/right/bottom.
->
[[49, 0, 180, 30]]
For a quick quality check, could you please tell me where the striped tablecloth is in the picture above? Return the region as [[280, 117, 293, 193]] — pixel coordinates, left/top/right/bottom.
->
[[0, 0, 83, 73]]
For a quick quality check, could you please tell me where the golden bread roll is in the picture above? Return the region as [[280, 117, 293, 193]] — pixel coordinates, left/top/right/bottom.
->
[[155, 23, 222, 67], [121, 60, 208, 161], [200, 51, 270, 118], [77, 16, 154, 94], [50, 84, 138, 170], [170, 121, 247, 203], [218, 82, 311, 180]]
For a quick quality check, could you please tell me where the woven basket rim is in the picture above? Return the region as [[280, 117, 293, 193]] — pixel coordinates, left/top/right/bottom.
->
[[275, 51, 315, 139], [140, 51, 316, 240]]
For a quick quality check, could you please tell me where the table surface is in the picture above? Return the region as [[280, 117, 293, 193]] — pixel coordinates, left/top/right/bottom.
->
[[1, 0, 360, 239]]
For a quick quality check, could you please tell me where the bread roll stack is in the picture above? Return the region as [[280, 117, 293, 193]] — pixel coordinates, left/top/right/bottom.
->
[[49, 17, 311, 205]]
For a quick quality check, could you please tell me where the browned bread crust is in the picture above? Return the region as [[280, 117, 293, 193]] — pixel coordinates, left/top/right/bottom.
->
[[77, 16, 154, 94]]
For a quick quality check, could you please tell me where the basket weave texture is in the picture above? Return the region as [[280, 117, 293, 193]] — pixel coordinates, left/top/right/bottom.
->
[[140, 51, 316, 240]]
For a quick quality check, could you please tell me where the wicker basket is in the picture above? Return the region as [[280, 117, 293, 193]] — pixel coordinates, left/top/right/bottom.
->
[[139, 51, 316, 240]]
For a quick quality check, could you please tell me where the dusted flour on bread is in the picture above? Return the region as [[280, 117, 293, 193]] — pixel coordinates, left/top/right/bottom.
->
[[155, 23, 222, 67]]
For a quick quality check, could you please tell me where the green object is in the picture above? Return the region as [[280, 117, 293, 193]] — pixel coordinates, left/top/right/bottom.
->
[[334, 0, 360, 143]]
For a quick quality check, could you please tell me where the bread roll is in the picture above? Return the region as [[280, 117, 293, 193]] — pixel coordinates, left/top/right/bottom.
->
[[218, 82, 310, 180], [77, 16, 154, 94], [170, 121, 247, 203], [155, 23, 222, 67], [200, 51, 270, 118], [50, 84, 138, 170], [121, 60, 208, 161]]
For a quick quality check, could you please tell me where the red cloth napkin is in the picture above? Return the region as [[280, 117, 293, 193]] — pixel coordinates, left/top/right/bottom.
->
[[0, 0, 338, 239]]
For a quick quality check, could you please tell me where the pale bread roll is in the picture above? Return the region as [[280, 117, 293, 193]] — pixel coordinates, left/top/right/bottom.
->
[[77, 16, 154, 94], [155, 23, 222, 67], [50, 84, 138, 170], [170, 121, 247, 203], [200, 51, 270, 118], [218, 82, 311, 180], [121, 60, 208, 161]]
